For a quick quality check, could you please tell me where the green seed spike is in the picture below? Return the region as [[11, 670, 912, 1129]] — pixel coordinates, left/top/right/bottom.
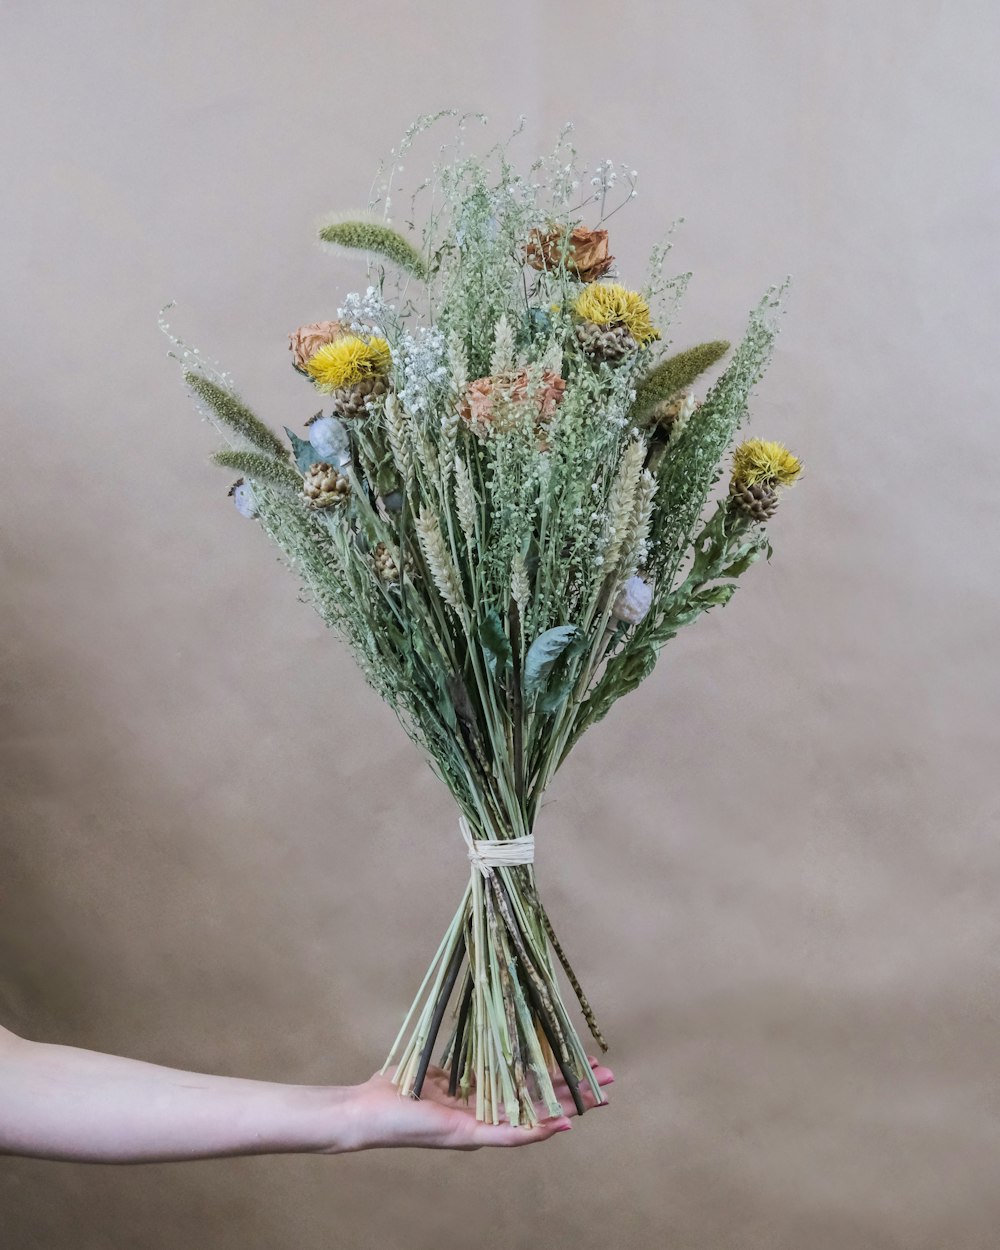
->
[[185, 373, 288, 459], [211, 449, 302, 490], [631, 339, 731, 418], [318, 218, 429, 280]]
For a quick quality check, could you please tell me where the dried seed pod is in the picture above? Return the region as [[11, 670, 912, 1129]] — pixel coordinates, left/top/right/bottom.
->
[[729, 479, 779, 522], [373, 541, 405, 584], [301, 462, 351, 509], [574, 320, 638, 363], [329, 373, 390, 419]]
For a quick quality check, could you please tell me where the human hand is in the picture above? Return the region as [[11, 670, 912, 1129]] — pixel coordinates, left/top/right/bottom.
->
[[335, 1057, 614, 1152]]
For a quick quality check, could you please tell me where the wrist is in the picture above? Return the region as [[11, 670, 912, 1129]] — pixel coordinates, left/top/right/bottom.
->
[[290, 1083, 364, 1155]]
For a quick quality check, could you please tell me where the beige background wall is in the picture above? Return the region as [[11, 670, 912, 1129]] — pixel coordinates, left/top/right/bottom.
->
[[2, 2, 998, 1247]]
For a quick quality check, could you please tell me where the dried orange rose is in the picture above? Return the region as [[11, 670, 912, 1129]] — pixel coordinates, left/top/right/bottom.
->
[[288, 320, 345, 371], [460, 369, 566, 439], [525, 224, 614, 283]]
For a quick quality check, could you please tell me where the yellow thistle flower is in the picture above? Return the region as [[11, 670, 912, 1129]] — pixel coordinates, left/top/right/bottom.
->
[[572, 283, 659, 346], [730, 439, 802, 488], [304, 335, 391, 392]]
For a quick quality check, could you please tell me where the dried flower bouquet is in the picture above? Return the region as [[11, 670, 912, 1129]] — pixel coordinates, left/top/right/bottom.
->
[[168, 115, 801, 1126]]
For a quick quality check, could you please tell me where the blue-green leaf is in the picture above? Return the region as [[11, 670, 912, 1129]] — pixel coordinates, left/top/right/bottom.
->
[[478, 610, 511, 678], [524, 625, 578, 696], [285, 426, 324, 473]]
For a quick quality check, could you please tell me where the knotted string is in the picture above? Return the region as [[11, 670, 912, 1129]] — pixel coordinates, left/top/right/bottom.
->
[[459, 815, 534, 878]]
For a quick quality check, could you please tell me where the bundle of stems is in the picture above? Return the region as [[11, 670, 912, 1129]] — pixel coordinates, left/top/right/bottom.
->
[[171, 115, 801, 1124]]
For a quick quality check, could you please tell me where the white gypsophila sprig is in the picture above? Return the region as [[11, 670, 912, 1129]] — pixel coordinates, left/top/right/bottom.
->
[[393, 326, 449, 417], [337, 286, 395, 335], [416, 507, 465, 615]]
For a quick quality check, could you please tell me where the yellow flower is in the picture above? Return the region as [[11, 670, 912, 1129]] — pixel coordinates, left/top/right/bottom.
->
[[304, 335, 391, 392], [730, 439, 802, 488], [572, 283, 659, 346]]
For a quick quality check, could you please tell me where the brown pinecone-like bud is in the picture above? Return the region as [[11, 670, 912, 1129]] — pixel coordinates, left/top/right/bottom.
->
[[574, 319, 638, 363], [302, 462, 351, 508], [373, 541, 403, 584], [729, 479, 779, 522], [329, 373, 390, 419]]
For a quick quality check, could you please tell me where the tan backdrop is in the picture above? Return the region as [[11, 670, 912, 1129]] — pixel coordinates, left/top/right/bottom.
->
[[2, 2, 999, 1247]]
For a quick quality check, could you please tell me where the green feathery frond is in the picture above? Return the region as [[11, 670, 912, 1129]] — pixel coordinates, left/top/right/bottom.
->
[[632, 340, 731, 417], [212, 449, 302, 490], [185, 373, 288, 459], [648, 296, 782, 587], [318, 217, 429, 280]]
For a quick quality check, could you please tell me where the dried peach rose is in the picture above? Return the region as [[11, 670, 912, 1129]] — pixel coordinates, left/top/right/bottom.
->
[[525, 224, 614, 283], [288, 320, 345, 371], [460, 369, 566, 439]]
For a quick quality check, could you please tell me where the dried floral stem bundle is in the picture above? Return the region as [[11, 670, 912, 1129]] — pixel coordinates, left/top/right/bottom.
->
[[168, 114, 801, 1127]]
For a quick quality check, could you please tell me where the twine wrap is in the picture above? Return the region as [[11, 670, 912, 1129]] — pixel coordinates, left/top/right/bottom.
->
[[459, 815, 535, 878]]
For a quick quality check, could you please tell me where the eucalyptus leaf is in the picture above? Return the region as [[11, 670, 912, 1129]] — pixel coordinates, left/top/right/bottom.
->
[[478, 609, 512, 678], [446, 672, 479, 731], [537, 669, 576, 716], [436, 685, 458, 731], [524, 625, 578, 696], [285, 426, 325, 473]]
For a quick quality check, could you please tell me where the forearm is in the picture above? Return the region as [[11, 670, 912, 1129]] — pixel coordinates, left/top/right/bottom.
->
[[0, 1032, 356, 1163]]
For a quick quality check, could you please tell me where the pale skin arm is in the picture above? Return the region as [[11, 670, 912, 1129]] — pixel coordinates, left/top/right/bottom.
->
[[0, 1024, 613, 1162]]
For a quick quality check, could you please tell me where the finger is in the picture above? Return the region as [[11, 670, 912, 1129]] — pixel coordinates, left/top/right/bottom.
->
[[546, 1065, 613, 1115], [587, 1056, 615, 1084], [466, 1116, 572, 1148]]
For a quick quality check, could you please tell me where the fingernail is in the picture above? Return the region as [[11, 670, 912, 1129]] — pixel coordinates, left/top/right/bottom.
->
[[556, 1122, 572, 1132]]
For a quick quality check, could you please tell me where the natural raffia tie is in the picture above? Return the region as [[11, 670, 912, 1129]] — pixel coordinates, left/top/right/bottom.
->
[[459, 815, 535, 877], [458, 815, 608, 1054]]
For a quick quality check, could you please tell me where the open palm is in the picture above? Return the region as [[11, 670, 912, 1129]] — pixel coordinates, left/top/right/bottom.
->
[[340, 1058, 614, 1151]]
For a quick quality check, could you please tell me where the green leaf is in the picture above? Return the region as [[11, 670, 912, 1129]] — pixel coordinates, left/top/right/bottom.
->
[[537, 669, 576, 715], [446, 672, 478, 731], [478, 609, 511, 678], [721, 544, 766, 578], [694, 584, 736, 608], [587, 644, 658, 726], [654, 583, 737, 644], [535, 630, 588, 715], [285, 426, 324, 474], [524, 625, 578, 696], [436, 683, 458, 731]]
